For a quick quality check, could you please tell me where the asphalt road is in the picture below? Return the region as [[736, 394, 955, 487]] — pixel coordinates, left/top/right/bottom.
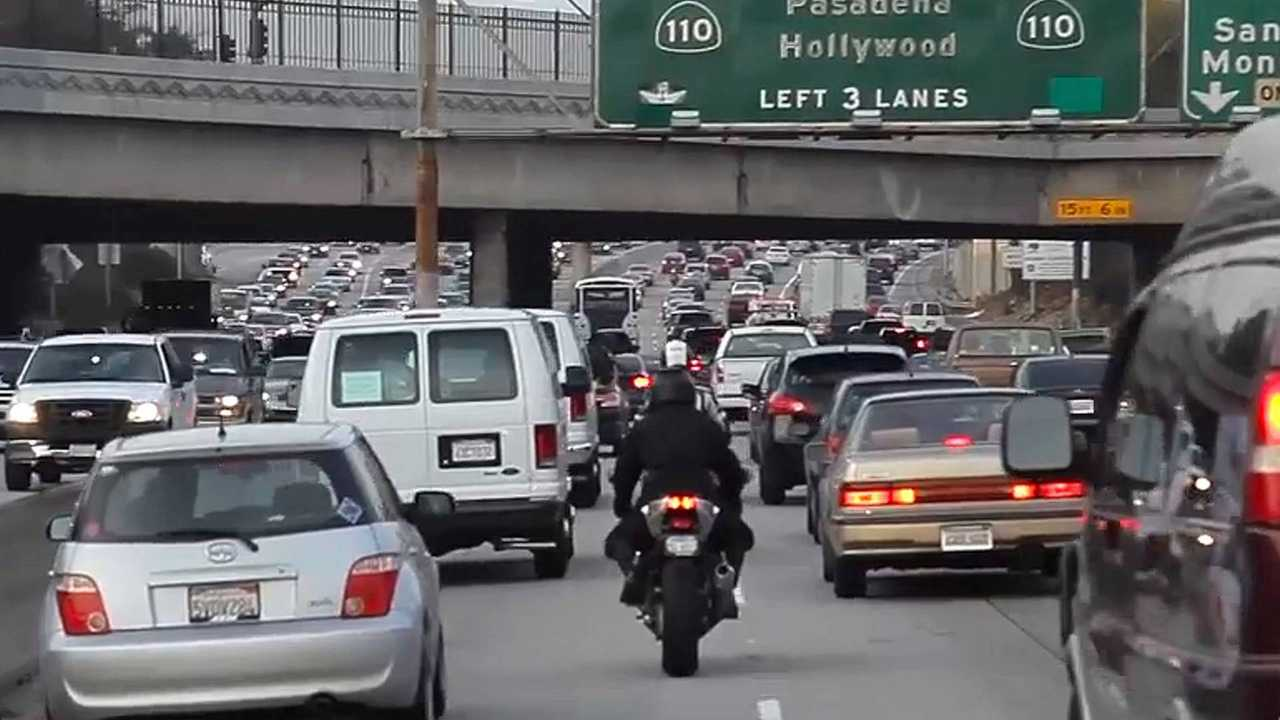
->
[[0, 242, 1068, 720]]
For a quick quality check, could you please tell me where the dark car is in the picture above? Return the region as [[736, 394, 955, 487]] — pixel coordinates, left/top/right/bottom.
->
[[681, 326, 726, 382], [660, 252, 687, 276], [706, 254, 731, 280], [675, 276, 706, 302], [745, 261, 775, 285], [998, 118, 1280, 720], [828, 309, 871, 338], [1012, 354, 1108, 440], [666, 309, 716, 341], [613, 353, 651, 415], [743, 345, 908, 505], [357, 242, 381, 254], [800, 371, 979, 539], [676, 240, 705, 261], [591, 329, 637, 356], [858, 318, 905, 338], [165, 332, 266, 424]]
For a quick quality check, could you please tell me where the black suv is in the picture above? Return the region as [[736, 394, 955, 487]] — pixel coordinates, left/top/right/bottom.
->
[[165, 332, 267, 425], [744, 345, 907, 505], [1000, 118, 1280, 720]]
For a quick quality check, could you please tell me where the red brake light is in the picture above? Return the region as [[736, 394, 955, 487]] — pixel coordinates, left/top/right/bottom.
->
[[891, 487, 917, 505], [569, 392, 588, 421], [632, 375, 652, 389], [689, 357, 705, 372], [1039, 480, 1086, 499], [665, 495, 697, 511], [534, 424, 558, 468], [767, 392, 808, 416], [342, 554, 400, 618], [1259, 371, 1280, 445], [841, 487, 890, 507], [1247, 370, 1280, 524], [1011, 482, 1036, 500], [914, 338, 929, 350], [943, 434, 973, 448], [55, 574, 110, 635]]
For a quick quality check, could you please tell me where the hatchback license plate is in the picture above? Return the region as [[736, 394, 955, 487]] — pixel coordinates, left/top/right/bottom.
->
[[189, 583, 260, 623], [1069, 399, 1095, 415], [69, 443, 97, 457], [940, 525, 994, 552], [451, 438, 497, 463]]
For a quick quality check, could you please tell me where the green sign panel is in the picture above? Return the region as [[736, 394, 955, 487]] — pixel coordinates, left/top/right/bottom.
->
[[595, 0, 1144, 127], [1184, 0, 1280, 122]]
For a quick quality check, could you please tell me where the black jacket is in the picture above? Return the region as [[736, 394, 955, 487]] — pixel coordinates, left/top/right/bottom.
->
[[610, 402, 748, 517]]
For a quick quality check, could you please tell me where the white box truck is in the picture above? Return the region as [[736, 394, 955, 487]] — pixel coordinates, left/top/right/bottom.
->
[[798, 252, 867, 325]]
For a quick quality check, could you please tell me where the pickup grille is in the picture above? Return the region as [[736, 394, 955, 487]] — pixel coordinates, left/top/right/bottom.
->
[[0, 387, 14, 418], [36, 400, 132, 442]]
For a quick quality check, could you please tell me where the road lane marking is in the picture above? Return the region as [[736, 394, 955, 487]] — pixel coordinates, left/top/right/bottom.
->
[[757, 698, 783, 720], [734, 584, 746, 607]]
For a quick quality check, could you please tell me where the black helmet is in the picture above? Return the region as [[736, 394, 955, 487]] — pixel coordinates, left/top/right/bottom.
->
[[648, 368, 696, 407]]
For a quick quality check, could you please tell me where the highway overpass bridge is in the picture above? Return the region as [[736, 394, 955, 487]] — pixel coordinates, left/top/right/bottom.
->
[[0, 46, 1235, 310]]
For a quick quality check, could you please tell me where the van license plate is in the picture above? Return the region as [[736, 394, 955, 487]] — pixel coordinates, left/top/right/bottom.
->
[[1069, 399, 1095, 415], [940, 525, 994, 552], [451, 438, 497, 463], [189, 583, 260, 623]]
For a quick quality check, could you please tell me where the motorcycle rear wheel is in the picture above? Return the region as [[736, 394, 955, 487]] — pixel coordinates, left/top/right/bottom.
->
[[660, 559, 702, 677]]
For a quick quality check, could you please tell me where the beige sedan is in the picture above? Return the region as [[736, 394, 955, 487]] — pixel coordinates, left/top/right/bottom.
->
[[818, 388, 1084, 598]]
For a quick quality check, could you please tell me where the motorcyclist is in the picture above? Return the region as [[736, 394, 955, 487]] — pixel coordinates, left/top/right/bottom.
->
[[605, 367, 753, 610], [663, 337, 689, 369], [586, 335, 616, 386]]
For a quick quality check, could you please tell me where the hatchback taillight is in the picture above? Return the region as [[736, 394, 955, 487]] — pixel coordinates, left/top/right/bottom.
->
[[534, 423, 558, 468], [1247, 370, 1280, 524], [55, 574, 110, 635], [569, 392, 588, 421], [342, 554, 400, 618]]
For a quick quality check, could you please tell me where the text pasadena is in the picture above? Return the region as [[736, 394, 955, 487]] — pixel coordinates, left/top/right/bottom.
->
[[786, 0, 952, 17], [780, 32, 957, 61]]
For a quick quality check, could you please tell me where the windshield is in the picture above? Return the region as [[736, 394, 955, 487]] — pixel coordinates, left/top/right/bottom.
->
[[382, 267, 408, 278], [360, 297, 400, 309], [168, 337, 245, 375], [854, 395, 1017, 451], [73, 452, 373, 543], [252, 312, 291, 326], [732, 282, 764, 294], [1024, 358, 1108, 389], [0, 348, 32, 382], [219, 292, 249, 310], [614, 354, 645, 375], [723, 333, 812, 358], [23, 344, 165, 384], [266, 359, 306, 380], [957, 328, 1058, 356]]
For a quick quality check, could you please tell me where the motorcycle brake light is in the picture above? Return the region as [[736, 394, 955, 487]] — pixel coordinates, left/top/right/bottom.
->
[[665, 495, 697, 511]]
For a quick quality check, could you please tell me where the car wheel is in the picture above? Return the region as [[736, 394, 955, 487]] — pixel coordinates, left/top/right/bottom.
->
[[805, 486, 816, 538], [37, 466, 62, 486], [1067, 685, 1082, 720], [758, 448, 788, 506], [833, 558, 867, 598], [396, 639, 436, 720], [533, 513, 573, 579], [432, 632, 447, 719], [820, 530, 835, 583], [4, 462, 33, 492]]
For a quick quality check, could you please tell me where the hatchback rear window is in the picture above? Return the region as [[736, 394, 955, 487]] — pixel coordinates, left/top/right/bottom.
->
[[854, 395, 1016, 451], [429, 329, 518, 403], [786, 353, 905, 390], [332, 332, 420, 407], [74, 452, 375, 543]]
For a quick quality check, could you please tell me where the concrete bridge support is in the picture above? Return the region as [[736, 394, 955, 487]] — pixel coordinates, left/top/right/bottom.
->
[[469, 211, 553, 309]]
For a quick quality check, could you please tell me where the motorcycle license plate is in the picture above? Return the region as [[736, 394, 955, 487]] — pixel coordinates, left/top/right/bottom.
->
[[664, 535, 700, 557]]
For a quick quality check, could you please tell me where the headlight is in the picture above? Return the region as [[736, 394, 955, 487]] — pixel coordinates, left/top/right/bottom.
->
[[288, 272, 299, 282], [352, 260, 363, 270], [8, 402, 37, 424], [127, 402, 162, 423], [311, 313, 323, 322], [347, 269, 357, 278], [275, 328, 289, 337], [237, 312, 249, 321], [383, 278, 392, 285], [219, 395, 240, 409], [261, 392, 271, 402], [327, 300, 337, 308]]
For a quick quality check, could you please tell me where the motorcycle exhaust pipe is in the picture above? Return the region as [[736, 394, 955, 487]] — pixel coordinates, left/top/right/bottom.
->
[[713, 562, 736, 591]]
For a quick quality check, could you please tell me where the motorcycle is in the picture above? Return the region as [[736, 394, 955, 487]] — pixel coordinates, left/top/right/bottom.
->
[[633, 494, 739, 677]]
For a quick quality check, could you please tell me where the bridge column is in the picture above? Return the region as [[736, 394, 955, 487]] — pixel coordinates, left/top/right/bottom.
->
[[469, 211, 553, 308], [0, 244, 44, 334]]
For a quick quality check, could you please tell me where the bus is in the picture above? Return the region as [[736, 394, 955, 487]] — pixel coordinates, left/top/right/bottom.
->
[[574, 277, 640, 345]]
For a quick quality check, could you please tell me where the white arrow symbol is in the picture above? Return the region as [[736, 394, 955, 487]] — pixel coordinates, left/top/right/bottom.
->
[[1191, 81, 1240, 114]]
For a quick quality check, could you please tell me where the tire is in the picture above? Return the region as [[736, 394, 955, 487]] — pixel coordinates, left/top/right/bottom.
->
[[5, 462, 33, 492], [660, 559, 702, 677], [758, 448, 788, 506], [833, 557, 867, 598], [533, 513, 573, 579], [38, 467, 63, 485], [395, 639, 437, 720], [1068, 685, 1082, 720], [805, 486, 818, 542], [820, 531, 835, 583], [432, 632, 447, 719], [568, 459, 601, 509]]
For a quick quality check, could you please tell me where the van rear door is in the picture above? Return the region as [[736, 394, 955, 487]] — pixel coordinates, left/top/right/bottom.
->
[[425, 324, 532, 501]]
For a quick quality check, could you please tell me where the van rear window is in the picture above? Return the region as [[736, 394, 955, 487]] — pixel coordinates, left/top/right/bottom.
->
[[332, 333, 420, 407], [429, 329, 518, 403]]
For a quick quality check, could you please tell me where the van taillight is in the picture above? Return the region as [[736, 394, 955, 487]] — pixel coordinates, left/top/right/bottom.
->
[[342, 554, 400, 618], [55, 574, 110, 635], [534, 424, 558, 468], [569, 393, 588, 421], [1247, 370, 1280, 524]]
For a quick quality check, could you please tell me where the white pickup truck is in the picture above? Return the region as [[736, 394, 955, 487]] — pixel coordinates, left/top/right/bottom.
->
[[710, 326, 816, 424], [902, 301, 946, 332]]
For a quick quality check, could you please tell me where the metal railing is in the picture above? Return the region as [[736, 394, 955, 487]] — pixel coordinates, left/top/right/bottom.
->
[[8, 0, 592, 81]]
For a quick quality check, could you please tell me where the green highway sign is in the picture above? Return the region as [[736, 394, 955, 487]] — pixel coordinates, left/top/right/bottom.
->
[[595, 0, 1144, 127], [1183, 0, 1280, 122]]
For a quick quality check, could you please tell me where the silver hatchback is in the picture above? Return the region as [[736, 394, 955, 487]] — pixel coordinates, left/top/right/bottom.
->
[[39, 423, 451, 720]]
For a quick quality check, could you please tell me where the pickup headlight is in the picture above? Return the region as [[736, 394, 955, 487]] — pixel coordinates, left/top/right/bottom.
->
[[288, 272, 299, 282], [127, 402, 162, 423], [8, 402, 37, 424], [219, 395, 240, 409], [311, 313, 323, 322], [327, 300, 338, 308]]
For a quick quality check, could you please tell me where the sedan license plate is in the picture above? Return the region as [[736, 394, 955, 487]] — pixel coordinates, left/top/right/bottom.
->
[[451, 438, 497, 464], [69, 443, 97, 457], [1069, 399, 1095, 415], [940, 525, 994, 552], [189, 583, 260, 624]]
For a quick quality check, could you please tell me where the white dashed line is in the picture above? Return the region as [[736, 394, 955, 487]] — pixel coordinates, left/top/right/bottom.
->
[[757, 698, 783, 720], [734, 584, 746, 607]]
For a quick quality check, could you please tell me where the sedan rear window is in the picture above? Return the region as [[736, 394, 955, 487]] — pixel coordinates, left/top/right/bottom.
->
[[786, 353, 905, 390], [854, 395, 1017, 451], [74, 453, 375, 543], [832, 380, 979, 434], [723, 334, 812, 358], [429, 329, 518, 403]]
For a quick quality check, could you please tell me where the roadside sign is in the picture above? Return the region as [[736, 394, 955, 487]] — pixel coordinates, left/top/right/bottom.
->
[[1022, 240, 1090, 281], [97, 243, 121, 267], [999, 242, 1024, 270], [1054, 197, 1133, 220], [596, 0, 1144, 127], [1183, 0, 1280, 122]]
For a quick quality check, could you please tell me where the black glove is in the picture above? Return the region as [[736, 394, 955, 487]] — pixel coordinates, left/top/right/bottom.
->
[[613, 496, 632, 519]]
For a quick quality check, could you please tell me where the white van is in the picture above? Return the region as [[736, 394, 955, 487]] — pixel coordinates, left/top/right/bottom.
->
[[902, 300, 945, 332], [527, 309, 601, 508], [296, 308, 585, 579]]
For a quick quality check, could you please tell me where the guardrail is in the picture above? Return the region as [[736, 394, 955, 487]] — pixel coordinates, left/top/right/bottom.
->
[[6, 0, 591, 81]]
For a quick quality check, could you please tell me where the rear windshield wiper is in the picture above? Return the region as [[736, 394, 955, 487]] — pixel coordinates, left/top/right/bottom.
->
[[152, 529, 260, 552]]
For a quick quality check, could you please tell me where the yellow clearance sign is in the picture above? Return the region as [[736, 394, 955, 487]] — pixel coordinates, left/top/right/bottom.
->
[[1055, 198, 1133, 220]]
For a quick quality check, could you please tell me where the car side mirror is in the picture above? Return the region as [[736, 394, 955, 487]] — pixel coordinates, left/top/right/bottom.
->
[[413, 491, 455, 519], [562, 366, 592, 396], [172, 363, 194, 386], [1001, 396, 1073, 476], [47, 514, 73, 542]]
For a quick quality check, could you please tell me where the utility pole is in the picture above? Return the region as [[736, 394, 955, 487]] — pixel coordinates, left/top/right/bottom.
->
[[413, 0, 441, 309], [1070, 239, 1083, 328]]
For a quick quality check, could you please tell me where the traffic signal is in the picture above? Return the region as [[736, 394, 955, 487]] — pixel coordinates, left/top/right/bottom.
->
[[217, 33, 236, 62], [249, 18, 268, 60]]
